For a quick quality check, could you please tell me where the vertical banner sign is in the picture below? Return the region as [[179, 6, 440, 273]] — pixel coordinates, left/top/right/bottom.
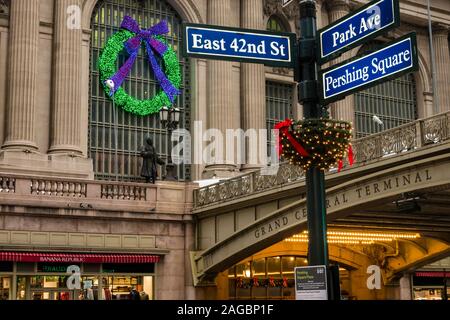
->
[[183, 23, 297, 67], [319, 33, 418, 105], [317, 0, 400, 64], [295, 265, 328, 300]]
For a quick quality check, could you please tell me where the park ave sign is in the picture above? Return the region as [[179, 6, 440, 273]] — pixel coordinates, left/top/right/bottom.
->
[[318, 0, 400, 63]]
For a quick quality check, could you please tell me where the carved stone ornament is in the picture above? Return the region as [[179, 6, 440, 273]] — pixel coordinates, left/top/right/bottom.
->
[[272, 67, 290, 75], [0, 0, 9, 15], [264, 0, 299, 22]]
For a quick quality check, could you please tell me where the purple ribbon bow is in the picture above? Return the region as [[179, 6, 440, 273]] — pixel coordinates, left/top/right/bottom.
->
[[106, 16, 180, 102]]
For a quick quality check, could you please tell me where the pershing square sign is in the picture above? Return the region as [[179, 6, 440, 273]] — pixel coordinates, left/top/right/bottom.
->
[[319, 33, 418, 105]]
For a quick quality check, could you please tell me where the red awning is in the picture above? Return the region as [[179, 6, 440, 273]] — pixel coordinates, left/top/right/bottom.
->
[[415, 272, 450, 278], [0, 252, 160, 264]]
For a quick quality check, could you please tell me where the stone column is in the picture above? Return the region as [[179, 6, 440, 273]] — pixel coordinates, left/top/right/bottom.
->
[[399, 274, 412, 300], [241, 0, 266, 171], [48, 0, 83, 155], [2, 0, 39, 150], [433, 24, 450, 113], [203, 0, 237, 178], [326, 0, 355, 125], [184, 221, 196, 300]]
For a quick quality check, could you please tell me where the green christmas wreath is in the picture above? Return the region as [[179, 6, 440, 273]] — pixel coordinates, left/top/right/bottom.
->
[[98, 16, 181, 116]]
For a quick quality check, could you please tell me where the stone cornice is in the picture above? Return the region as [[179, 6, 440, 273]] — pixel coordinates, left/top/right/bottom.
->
[[263, 0, 299, 20], [325, 0, 350, 13], [432, 22, 450, 35]]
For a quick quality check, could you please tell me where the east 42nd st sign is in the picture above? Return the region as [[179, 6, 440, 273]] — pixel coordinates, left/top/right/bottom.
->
[[182, 23, 297, 67]]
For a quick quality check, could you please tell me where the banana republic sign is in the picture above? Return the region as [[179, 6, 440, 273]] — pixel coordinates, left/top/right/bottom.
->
[[254, 167, 433, 240]]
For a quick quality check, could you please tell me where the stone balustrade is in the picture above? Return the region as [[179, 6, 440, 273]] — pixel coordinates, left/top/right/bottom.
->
[[194, 111, 450, 208], [0, 177, 15, 193], [101, 183, 147, 201], [31, 179, 87, 197], [0, 175, 196, 214]]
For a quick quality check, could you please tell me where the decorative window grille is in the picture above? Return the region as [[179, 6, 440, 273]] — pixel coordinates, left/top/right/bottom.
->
[[266, 81, 293, 156], [354, 42, 417, 138], [267, 16, 286, 32], [89, 0, 190, 182]]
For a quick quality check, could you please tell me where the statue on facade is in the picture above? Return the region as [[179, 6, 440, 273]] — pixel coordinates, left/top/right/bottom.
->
[[140, 137, 165, 184]]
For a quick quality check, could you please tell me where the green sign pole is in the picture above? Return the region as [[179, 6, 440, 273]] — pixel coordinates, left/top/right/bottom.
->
[[297, 0, 333, 298]]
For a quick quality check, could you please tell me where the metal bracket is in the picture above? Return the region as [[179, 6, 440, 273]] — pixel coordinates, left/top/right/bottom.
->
[[298, 38, 316, 62], [298, 80, 318, 103]]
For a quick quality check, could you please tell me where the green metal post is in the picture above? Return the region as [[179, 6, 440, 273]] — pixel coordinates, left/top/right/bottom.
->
[[297, 0, 329, 269]]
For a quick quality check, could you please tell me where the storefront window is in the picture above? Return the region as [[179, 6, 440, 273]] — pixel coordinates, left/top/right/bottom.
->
[[0, 276, 10, 300], [103, 274, 154, 300], [229, 256, 350, 300], [251, 259, 267, 299], [414, 288, 443, 300], [9, 262, 155, 300], [16, 276, 27, 300]]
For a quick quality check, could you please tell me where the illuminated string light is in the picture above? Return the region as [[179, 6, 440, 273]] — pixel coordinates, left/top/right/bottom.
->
[[284, 230, 420, 245], [278, 119, 352, 171]]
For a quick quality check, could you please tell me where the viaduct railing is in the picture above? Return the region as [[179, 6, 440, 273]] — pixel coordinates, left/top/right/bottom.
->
[[194, 111, 450, 208]]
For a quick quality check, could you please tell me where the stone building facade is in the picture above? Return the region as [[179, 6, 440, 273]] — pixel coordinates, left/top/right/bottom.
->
[[0, 0, 448, 300]]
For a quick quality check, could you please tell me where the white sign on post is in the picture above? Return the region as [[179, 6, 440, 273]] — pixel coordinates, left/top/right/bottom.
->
[[295, 265, 328, 300]]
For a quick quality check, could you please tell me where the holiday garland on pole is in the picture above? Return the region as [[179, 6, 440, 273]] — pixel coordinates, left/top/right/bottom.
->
[[98, 16, 181, 116], [276, 118, 353, 171], [235, 277, 290, 289]]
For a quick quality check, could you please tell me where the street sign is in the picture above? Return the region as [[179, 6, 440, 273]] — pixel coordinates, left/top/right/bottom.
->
[[182, 23, 297, 67], [317, 0, 400, 64], [282, 0, 294, 7], [295, 265, 328, 300], [319, 33, 418, 105]]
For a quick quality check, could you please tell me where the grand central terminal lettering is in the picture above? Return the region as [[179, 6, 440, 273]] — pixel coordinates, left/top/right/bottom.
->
[[253, 169, 433, 240]]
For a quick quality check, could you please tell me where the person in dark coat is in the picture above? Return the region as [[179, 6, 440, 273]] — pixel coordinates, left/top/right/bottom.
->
[[140, 137, 165, 184], [129, 287, 140, 301]]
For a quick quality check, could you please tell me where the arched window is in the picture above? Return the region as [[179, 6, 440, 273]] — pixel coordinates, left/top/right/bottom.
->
[[267, 15, 286, 32], [266, 16, 293, 158], [354, 42, 417, 138], [227, 256, 350, 300], [266, 81, 293, 156], [90, 0, 190, 182], [0, 0, 9, 15]]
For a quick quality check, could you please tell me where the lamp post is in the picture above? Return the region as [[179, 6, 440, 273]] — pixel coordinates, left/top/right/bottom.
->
[[160, 106, 181, 181], [297, 0, 339, 300]]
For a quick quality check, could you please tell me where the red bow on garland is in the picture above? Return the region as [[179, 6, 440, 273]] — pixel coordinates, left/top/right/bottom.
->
[[252, 277, 260, 287], [337, 145, 354, 172], [282, 277, 288, 288], [236, 277, 243, 288], [274, 119, 309, 158], [269, 276, 276, 287]]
